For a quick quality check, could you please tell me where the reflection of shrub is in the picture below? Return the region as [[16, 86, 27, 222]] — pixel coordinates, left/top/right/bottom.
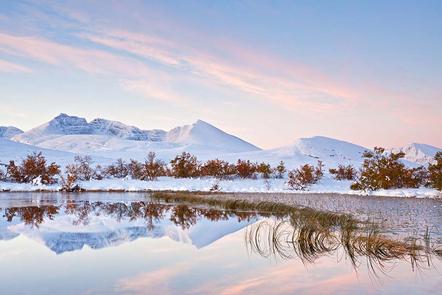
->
[[257, 162, 272, 179], [105, 159, 129, 178], [428, 152, 442, 190], [143, 152, 166, 180], [351, 147, 426, 191], [65, 155, 94, 181], [329, 164, 356, 180], [6, 152, 60, 184], [170, 152, 199, 178], [276, 161, 286, 178], [287, 161, 323, 190], [236, 159, 257, 179]]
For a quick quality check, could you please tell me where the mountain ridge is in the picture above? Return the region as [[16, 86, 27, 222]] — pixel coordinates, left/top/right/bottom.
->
[[4, 113, 440, 166]]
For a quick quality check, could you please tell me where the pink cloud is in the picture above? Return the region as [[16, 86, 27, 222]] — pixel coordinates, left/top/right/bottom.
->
[[0, 32, 149, 76], [0, 59, 32, 73]]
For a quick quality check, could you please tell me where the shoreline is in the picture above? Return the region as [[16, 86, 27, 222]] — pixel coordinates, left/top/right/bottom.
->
[[0, 187, 440, 200]]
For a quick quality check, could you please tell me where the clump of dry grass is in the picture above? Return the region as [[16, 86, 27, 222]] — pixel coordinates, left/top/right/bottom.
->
[[152, 192, 441, 276]]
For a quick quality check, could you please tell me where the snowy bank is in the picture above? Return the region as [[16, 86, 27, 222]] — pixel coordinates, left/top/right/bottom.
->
[[1, 176, 440, 199]]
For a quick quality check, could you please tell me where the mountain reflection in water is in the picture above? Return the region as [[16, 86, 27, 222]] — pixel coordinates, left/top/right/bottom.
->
[[0, 194, 441, 294]]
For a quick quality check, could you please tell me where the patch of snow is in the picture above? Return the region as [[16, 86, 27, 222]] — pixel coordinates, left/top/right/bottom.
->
[[1, 176, 440, 199]]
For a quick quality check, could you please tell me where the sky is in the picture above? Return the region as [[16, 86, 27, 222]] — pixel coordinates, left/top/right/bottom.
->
[[0, 0, 441, 149]]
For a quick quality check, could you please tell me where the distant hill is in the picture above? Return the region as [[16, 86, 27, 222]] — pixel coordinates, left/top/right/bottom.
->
[[0, 126, 23, 139]]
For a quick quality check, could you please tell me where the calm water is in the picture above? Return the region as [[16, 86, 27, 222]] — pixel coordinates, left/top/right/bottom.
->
[[0, 193, 440, 295]]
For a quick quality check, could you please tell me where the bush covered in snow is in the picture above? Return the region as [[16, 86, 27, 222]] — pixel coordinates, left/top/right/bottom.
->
[[105, 159, 129, 178], [65, 155, 95, 181], [329, 164, 357, 180], [6, 152, 60, 184], [128, 159, 144, 180], [0, 166, 6, 181], [351, 147, 426, 191], [287, 161, 323, 190], [428, 152, 442, 190]]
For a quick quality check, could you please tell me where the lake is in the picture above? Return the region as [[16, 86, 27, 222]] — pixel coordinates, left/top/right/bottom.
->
[[0, 192, 441, 294]]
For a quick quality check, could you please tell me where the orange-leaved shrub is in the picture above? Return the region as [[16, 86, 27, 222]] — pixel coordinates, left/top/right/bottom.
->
[[6, 152, 60, 184], [236, 159, 257, 179], [276, 161, 286, 179], [428, 152, 442, 190], [105, 159, 129, 178], [143, 152, 166, 180], [200, 159, 234, 179], [65, 155, 95, 181], [350, 147, 426, 191], [256, 162, 272, 179], [170, 152, 199, 178], [128, 159, 144, 180], [287, 161, 323, 190], [329, 164, 357, 180]]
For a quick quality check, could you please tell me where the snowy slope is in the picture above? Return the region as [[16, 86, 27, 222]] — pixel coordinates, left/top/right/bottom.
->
[[0, 126, 23, 139], [166, 120, 260, 153], [392, 143, 441, 164], [218, 136, 369, 169], [0, 138, 80, 167]]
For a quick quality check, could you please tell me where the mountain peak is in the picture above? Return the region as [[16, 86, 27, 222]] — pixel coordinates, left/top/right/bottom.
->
[[392, 143, 441, 164], [167, 120, 260, 152], [0, 126, 24, 138]]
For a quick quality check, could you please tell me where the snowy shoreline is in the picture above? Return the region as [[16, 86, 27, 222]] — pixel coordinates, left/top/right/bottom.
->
[[1, 177, 440, 199]]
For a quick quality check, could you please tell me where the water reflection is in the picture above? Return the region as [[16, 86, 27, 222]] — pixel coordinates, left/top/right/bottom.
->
[[0, 194, 441, 294]]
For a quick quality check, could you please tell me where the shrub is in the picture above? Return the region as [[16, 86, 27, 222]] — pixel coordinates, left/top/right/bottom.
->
[[60, 174, 82, 192], [329, 164, 357, 180], [170, 152, 199, 178], [93, 165, 104, 180], [276, 161, 286, 178], [287, 161, 323, 190], [65, 155, 94, 181], [256, 162, 272, 179], [351, 147, 426, 191], [6, 152, 60, 184], [128, 159, 144, 180], [0, 166, 5, 181], [143, 152, 166, 180], [105, 159, 129, 178], [201, 159, 230, 178], [428, 152, 442, 190], [236, 159, 257, 179]]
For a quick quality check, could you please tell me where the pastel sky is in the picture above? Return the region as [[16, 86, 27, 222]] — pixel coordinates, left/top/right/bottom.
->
[[0, 0, 441, 149]]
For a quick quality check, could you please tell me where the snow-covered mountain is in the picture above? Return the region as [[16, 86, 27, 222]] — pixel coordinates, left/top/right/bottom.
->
[[11, 114, 260, 158], [166, 120, 260, 153], [0, 126, 23, 139], [223, 136, 369, 168], [392, 143, 441, 165], [5, 113, 440, 168], [13, 113, 165, 145]]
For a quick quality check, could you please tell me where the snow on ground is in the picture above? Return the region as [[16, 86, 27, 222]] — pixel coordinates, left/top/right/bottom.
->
[[1, 176, 440, 199]]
